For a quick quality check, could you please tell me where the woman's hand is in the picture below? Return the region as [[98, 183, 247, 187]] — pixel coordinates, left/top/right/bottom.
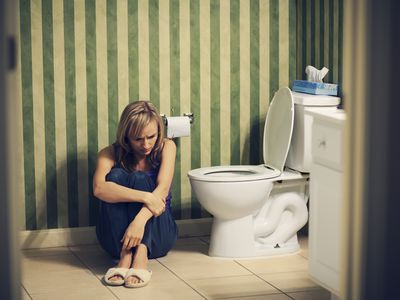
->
[[145, 192, 166, 217], [121, 218, 146, 250]]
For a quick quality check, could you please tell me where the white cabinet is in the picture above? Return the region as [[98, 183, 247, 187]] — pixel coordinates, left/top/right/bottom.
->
[[306, 109, 346, 298]]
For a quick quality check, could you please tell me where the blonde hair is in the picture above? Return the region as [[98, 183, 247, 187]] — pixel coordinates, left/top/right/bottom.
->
[[114, 100, 165, 171]]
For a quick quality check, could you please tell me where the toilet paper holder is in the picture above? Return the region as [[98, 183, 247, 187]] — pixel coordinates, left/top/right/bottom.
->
[[160, 113, 194, 126]]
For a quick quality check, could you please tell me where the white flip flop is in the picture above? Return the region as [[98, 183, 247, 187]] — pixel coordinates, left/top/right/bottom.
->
[[104, 267, 129, 286], [124, 268, 152, 288]]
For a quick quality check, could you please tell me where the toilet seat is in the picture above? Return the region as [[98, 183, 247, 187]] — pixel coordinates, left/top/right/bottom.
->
[[188, 165, 280, 182], [189, 87, 294, 184]]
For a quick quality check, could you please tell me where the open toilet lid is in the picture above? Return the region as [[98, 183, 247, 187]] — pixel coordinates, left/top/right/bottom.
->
[[263, 87, 294, 172]]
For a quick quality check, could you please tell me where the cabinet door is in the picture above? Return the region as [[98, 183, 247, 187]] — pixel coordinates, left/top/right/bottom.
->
[[309, 163, 342, 295]]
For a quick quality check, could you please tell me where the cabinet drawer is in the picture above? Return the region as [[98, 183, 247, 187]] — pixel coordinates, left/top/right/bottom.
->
[[311, 121, 343, 171]]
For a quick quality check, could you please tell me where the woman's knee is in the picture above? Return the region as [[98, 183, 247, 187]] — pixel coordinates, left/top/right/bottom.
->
[[105, 168, 129, 185], [106, 168, 155, 191], [127, 171, 155, 191]]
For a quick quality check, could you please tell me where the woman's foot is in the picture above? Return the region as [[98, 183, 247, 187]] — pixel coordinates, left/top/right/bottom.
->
[[125, 244, 149, 286], [108, 249, 132, 283]]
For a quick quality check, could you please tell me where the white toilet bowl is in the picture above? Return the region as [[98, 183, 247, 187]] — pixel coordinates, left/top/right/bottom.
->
[[188, 87, 340, 258], [189, 165, 278, 257], [190, 165, 309, 257], [189, 87, 301, 258], [189, 165, 279, 220]]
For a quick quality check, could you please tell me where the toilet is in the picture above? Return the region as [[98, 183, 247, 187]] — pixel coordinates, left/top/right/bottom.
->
[[188, 87, 340, 258]]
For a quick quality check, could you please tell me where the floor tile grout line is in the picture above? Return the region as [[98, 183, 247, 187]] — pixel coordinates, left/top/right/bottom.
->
[[156, 258, 208, 299], [141, 255, 311, 300], [214, 291, 292, 300], [233, 259, 315, 300], [197, 236, 210, 245], [299, 253, 308, 259], [233, 259, 292, 297], [23, 246, 119, 299], [21, 283, 33, 300], [175, 237, 210, 247], [21, 248, 75, 258], [200, 238, 305, 300], [163, 238, 307, 298], [67, 245, 121, 300], [22, 246, 86, 299]]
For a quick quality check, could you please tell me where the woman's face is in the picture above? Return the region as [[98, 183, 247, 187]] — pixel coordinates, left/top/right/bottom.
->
[[128, 119, 158, 158]]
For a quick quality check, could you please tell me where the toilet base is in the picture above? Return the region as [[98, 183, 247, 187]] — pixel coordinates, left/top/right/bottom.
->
[[209, 215, 256, 258], [208, 216, 301, 258], [254, 234, 301, 256]]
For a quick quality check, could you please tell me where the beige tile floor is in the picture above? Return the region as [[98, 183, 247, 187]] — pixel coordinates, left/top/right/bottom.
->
[[21, 234, 331, 300]]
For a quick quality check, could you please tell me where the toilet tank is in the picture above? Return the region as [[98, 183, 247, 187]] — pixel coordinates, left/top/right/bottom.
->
[[285, 92, 340, 173]]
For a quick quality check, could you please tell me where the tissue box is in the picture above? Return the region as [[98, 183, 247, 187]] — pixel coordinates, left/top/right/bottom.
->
[[292, 80, 338, 96]]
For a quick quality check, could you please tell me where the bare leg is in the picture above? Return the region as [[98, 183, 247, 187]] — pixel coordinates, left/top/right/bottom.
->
[[125, 244, 149, 285], [108, 249, 133, 282]]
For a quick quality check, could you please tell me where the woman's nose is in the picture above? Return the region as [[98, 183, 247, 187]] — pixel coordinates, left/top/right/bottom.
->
[[144, 138, 150, 147]]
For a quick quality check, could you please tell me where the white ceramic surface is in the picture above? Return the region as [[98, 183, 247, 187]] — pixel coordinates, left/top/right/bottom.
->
[[188, 89, 340, 258]]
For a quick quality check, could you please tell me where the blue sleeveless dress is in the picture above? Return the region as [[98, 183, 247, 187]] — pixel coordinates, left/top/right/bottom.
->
[[95, 165, 178, 259]]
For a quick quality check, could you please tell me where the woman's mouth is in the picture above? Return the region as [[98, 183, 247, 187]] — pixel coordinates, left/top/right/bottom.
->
[[143, 148, 152, 154]]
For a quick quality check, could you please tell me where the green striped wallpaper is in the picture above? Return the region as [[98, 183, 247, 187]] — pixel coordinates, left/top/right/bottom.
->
[[297, 0, 343, 86], [17, 0, 341, 231]]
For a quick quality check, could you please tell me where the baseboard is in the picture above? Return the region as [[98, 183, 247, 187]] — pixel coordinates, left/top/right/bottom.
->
[[20, 218, 212, 249]]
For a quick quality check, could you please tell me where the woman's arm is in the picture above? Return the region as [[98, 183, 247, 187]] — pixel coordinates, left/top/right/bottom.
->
[[153, 139, 177, 199], [93, 146, 147, 203], [121, 207, 153, 250], [132, 139, 176, 220], [93, 146, 164, 217], [120, 140, 176, 249]]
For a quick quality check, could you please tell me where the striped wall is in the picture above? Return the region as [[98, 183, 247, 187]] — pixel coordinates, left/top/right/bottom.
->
[[17, 0, 341, 231], [297, 0, 343, 87]]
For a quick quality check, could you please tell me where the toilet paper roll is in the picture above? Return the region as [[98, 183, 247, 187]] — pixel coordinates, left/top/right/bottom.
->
[[166, 116, 191, 138]]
